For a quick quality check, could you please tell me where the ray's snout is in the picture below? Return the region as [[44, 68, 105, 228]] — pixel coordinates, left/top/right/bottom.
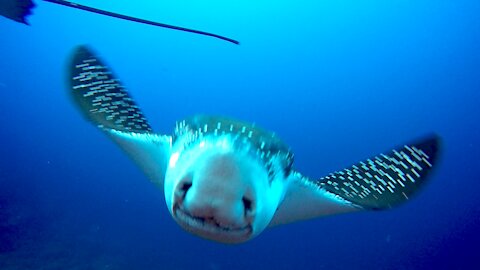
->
[[173, 175, 255, 229], [164, 142, 274, 243]]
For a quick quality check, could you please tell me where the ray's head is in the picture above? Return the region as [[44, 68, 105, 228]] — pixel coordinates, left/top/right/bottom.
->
[[164, 135, 285, 244]]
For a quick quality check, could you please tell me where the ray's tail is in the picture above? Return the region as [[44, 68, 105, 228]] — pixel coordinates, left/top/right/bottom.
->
[[43, 0, 239, 44], [0, 0, 239, 44]]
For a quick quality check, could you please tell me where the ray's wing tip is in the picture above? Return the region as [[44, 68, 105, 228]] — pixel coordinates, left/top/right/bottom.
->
[[71, 44, 95, 59], [67, 45, 153, 134], [68, 44, 97, 87], [384, 133, 442, 208], [314, 133, 442, 211], [69, 45, 95, 74], [411, 133, 442, 165]]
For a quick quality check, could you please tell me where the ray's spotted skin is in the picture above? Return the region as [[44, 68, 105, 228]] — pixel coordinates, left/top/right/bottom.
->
[[68, 46, 440, 244]]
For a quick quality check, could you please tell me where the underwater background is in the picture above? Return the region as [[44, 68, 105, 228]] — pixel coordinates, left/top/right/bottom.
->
[[1, 0, 479, 269]]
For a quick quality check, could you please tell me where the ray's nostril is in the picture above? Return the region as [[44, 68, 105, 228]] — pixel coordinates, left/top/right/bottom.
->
[[181, 182, 192, 193], [242, 196, 253, 214], [176, 179, 192, 200]]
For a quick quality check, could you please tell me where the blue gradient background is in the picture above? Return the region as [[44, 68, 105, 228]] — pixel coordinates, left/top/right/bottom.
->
[[1, 0, 479, 269]]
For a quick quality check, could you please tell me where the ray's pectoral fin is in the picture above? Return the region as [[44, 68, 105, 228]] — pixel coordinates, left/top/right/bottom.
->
[[68, 45, 171, 186], [270, 135, 440, 226]]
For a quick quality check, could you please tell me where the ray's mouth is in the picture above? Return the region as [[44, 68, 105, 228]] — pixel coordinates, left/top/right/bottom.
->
[[173, 204, 252, 240]]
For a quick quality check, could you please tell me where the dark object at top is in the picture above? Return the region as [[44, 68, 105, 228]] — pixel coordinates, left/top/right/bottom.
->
[[0, 0, 35, 24], [0, 0, 239, 44]]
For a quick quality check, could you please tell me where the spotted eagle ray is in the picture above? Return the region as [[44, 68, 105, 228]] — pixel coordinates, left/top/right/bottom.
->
[[67, 46, 440, 243]]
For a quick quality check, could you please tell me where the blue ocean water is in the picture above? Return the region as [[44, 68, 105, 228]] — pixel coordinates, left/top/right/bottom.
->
[[0, 0, 479, 269]]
